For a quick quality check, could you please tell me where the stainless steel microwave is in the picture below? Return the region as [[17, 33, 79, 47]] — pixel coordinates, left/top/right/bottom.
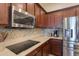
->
[[9, 6, 35, 28]]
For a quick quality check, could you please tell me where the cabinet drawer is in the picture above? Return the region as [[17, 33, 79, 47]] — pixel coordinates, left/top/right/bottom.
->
[[50, 39, 62, 45]]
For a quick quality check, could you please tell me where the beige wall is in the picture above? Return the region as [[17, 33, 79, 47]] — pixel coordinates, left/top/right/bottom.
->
[[39, 3, 79, 12]]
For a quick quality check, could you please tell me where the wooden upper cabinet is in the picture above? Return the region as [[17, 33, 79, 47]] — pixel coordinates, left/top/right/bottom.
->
[[47, 11, 63, 28], [48, 13, 55, 28], [50, 13, 55, 28], [47, 14, 50, 28], [63, 7, 76, 17], [35, 4, 47, 28], [44, 14, 48, 28], [35, 4, 41, 27], [27, 3, 35, 15], [76, 6, 79, 16], [40, 8, 45, 27], [0, 3, 9, 26], [54, 11, 63, 28], [12, 3, 26, 10], [49, 39, 63, 56]]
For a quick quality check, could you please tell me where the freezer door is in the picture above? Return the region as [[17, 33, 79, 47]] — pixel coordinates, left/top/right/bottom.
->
[[63, 40, 76, 48], [63, 47, 74, 56], [63, 41, 75, 56]]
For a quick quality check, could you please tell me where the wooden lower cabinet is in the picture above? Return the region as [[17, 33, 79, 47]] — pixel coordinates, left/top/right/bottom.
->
[[42, 44, 49, 56], [26, 41, 49, 56], [49, 39, 63, 56], [27, 39, 63, 56], [51, 45, 62, 56]]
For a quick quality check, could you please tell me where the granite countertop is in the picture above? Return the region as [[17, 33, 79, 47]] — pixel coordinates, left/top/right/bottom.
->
[[0, 34, 62, 56]]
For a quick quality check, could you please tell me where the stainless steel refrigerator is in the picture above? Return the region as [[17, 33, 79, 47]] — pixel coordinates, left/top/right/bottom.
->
[[63, 16, 79, 56]]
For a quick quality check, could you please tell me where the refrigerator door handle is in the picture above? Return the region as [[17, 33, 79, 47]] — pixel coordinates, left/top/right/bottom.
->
[[70, 29, 73, 38]]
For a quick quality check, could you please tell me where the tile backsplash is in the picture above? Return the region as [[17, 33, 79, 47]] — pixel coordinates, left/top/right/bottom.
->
[[0, 28, 43, 41], [0, 28, 63, 41], [41, 28, 63, 37]]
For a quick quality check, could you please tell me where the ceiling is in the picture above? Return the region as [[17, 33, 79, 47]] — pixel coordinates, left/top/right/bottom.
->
[[39, 3, 79, 12]]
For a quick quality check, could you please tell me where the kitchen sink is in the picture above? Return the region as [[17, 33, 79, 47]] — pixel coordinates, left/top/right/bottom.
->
[[6, 40, 40, 54]]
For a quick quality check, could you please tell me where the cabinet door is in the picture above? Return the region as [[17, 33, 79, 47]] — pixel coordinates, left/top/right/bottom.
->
[[49, 39, 63, 56], [0, 3, 9, 25], [35, 4, 41, 27], [40, 8, 45, 28], [52, 45, 62, 56], [54, 11, 63, 28], [42, 45, 49, 56], [48, 13, 55, 28], [12, 3, 26, 10], [51, 13, 55, 28], [63, 7, 76, 17], [27, 3, 35, 15], [47, 14, 50, 28], [44, 14, 48, 28], [76, 6, 79, 16], [35, 4, 46, 28]]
